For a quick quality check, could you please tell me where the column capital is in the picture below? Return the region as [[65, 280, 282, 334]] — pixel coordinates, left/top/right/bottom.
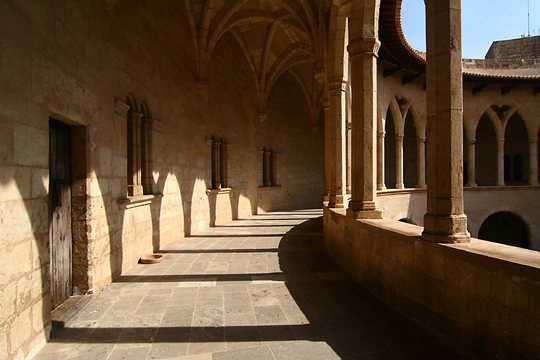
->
[[347, 37, 381, 58], [378, 131, 386, 138], [115, 98, 130, 116], [128, 111, 144, 122], [328, 78, 348, 95], [466, 139, 476, 145], [416, 136, 426, 144], [395, 134, 404, 141], [323, 99, 330, 111], [530, 138, 538, 144]]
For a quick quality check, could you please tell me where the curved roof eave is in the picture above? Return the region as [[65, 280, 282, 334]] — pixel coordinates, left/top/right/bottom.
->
[[379, 0, 540, 82]]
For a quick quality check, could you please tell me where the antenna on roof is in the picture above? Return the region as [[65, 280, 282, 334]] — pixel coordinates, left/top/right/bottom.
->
[[528, 0, 531, 37]]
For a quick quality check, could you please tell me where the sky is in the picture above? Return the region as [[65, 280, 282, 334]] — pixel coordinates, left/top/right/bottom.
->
[[401, 0, 540, 59]]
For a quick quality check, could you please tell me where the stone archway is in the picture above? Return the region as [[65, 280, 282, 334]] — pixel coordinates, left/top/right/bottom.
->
[[478, 211, 529, 249], [504, 112, 529, 185], [476, 114, 497, 186], [384, 107, 397, 188], [403, 111, 418, 188]]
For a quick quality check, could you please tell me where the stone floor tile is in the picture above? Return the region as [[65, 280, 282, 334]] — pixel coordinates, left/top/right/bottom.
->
[[107, 344, 151, 360], [33, 210, 461, 360], [269, 341, 341, 360], [253, 306, 288, 325], [213, 345, 273, 360]]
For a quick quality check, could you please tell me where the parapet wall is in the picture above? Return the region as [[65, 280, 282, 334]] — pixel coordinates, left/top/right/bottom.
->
[[485, 36, 540, 60], [323, 206, 540, 359]]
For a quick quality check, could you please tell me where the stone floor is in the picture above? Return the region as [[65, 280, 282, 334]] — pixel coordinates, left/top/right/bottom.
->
[[33, 209, 461, 360]]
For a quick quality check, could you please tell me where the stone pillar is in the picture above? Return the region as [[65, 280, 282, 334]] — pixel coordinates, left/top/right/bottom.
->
[[270, 150, 277, 186], [264, 149, 271, 187], [142, 117, 153, 194], [346, 36, 382, 219], [212, 139, 221, 189], [323, 100, 331, 202], [328, 78, 348, 208], [466, 139, 477, 187], [127, 112, 143, 197], [395, 134, 405, 189], [346, 120, 352, 194], [530, 138, 538, 186], [346, 85, 352, 195], [416, 136, 427, 188], [377, 130, 386, 190], [220, 140, 228, 188], [422, 0, 469, 243], [497, 139, 505, 186]]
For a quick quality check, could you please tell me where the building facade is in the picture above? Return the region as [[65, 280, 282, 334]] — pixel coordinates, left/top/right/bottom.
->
[[0, 0, 539, 359]]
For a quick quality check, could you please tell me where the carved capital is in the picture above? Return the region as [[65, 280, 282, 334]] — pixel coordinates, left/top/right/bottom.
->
[[257, 112, 267, 122], [377, 131, 386, 138], [530, 138, 538, 145], [347, 38, 381, 58], [128, 112, 144, 123], [115, 99, 130, 116], [466, 139, 476, 146], [314, 69, 326, 84], [417, 136, 426, 144], [322, 100, 330, 111], [328, 78, 348, 95]]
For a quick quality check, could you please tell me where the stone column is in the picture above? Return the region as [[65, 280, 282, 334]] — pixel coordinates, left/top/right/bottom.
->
[[127, 112, 143, 197], [466, 139, 477, 187], [497, 139, 505, 186], [346, 36, 382, 219], [212, 139, 221, 189], [270, 150, 277, 186], [346, 85, 352, 195], [323, 100, 331, 202], [142, 117, 153, 194], [530, 138, 538, 186], [395, 134, 405, 189], [220, 140, 228, 188], [328, 78, 348, 208], [264, 149, 271, 187], [377, 130, 386, 190], [416, 136, 427, 188], [422, 0, 469, 243], [346, 120, 352, 194]]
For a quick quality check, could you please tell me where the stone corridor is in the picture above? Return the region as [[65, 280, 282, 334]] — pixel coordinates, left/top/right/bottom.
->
[[33, 210, 460, 360]]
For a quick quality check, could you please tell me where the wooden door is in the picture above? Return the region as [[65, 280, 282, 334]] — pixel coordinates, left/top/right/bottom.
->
[[49, 119, 72, 308]]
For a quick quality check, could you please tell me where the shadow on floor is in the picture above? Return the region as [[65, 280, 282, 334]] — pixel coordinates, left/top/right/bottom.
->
[[39, 212, 462, 360]]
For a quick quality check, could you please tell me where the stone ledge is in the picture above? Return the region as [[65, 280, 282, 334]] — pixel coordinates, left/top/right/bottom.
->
[[206, 188, 232, 195], [117, 194, 163, 209], [258, 185, 282, 191]]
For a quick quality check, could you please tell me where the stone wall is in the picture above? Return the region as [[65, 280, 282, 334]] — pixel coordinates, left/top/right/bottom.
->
[[0, 1, 323, 359], [376, 187, 540, 250], [324, 207, 540, 359], [485, 35, 540, 60]]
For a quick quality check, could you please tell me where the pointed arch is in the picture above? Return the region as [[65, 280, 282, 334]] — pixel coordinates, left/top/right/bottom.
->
[[504, 112, 529, 184], [476, 113, 498, 186]]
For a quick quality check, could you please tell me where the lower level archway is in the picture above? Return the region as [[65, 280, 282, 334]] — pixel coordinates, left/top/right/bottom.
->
[[478, 211, 529, 249]]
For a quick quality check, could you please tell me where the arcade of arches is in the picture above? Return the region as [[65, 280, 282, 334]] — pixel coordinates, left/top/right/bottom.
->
[[0, 0, 539, 359]]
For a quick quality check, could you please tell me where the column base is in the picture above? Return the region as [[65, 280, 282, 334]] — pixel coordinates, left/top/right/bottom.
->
[[377, 184, 387, 191], [422, 214, 470, 243], [466, 182, 477, 187], [347, 201, 382, 219], [328, 194, 346, 208], [415, 183, 426, 189]]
